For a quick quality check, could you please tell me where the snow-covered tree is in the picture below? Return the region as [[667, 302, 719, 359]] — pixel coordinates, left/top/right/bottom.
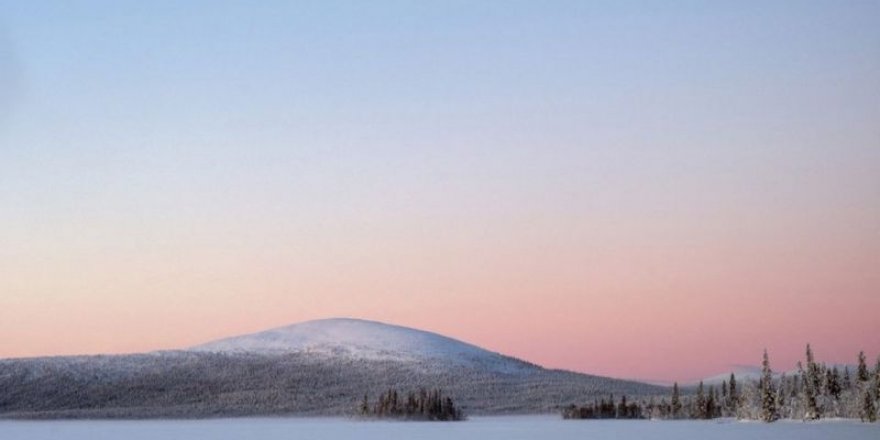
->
[[760, 349, 779, 422], [861, 389, 876, 423], [800, 345, 821, 420], [843, 366, 853, 390], [805, 345, 823, 395], [695, 381, 707, 419], [707, 385, 718, 418], [775, 374, 788, 419], [875, 356, 880, 399], [727, 373, 739, 416], [826, 367, 842, 400]]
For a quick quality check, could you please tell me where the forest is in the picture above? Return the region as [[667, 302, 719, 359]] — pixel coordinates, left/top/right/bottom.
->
[[1, 350, 658, 418], [563, 345, 879, 423], [2, 343, 875, 422], [358, 388, 464, 421]]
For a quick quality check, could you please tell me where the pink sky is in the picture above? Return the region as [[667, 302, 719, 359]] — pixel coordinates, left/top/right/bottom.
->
[[2, 196, 878, 382], [1, 1, 879, 383]]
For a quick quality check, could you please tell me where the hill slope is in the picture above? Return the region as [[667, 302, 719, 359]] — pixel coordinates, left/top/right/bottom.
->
[[0, 318, 667, 418], [190, 318, 537, 373]]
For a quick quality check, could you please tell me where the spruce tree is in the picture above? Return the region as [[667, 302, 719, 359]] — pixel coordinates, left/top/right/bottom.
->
[[801, 365, 819, 419], [695, 381, 707, 419], [800, 346, 821, 420], [857, 351, 869, 383], [728, 373, 738, 414], [761, 349, 779, 422], [806, 344, 822, 394], [707, 385, 717, 419], [671, 382, 682, 419], [861, 389, 876, 423], [875, 356, 880, 399], [787, 374, 798, 400], [775, 376, 787, 419], [826, 367, 842, 400]]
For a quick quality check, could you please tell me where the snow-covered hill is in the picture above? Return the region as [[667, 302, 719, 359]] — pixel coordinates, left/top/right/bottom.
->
[[699, 363, 858, 386], [0, 318, 669, 418], [699, 365, 764, 385], [190, 318, 535, 373]]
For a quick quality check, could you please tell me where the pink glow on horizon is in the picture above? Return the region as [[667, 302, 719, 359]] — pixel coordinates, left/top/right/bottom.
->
[[1, 208, 877, 383]]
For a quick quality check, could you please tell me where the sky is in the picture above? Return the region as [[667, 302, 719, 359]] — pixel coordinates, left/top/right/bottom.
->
[[0, 1, 878, 383]]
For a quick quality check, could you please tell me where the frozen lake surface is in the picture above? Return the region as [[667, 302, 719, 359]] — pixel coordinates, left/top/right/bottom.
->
[[1, 416, 878, 439]]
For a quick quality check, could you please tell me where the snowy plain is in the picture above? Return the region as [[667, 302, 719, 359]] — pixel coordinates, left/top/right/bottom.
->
[[0, 416, 877, 440]]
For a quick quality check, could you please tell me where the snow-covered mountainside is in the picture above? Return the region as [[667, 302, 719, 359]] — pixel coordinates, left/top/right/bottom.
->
[[0, 318, 669, 418], [190, 318, 534, 373]]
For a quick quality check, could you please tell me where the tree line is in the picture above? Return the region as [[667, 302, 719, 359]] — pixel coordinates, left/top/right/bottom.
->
[[563, 345, 880, 423], [358, 388, 465, 421]]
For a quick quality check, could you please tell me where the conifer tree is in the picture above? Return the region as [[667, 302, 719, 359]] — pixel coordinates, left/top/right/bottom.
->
[[826, 367, 842, 400], [861, 389, 876, 423], [658, 398, 670, 419], [671, 382, 682, 419], [800, 365, 819, 419], [800, 346, 821, 420], [875, 356, 880, 398], [857, 351, 870, 383], [728, 373, 738, 415], [707, 385, 717, 419], [761, 349, 779, 422], [695, 381, 707, 419], [787, 374, 799, 401], [775, 376, 787, 419], [805, 344, 822, 394]]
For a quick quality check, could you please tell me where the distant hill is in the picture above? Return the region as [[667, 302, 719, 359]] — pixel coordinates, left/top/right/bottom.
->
[[697, 363, 859, 386], [0, 318, 667, 419], [698, 365, 764, 386]]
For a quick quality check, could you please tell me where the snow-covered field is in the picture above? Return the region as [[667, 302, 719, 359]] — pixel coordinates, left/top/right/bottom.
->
[[0, 416, 877, 440]]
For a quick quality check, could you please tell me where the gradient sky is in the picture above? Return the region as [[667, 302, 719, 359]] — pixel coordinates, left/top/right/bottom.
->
[[1, 1, 878, 382]]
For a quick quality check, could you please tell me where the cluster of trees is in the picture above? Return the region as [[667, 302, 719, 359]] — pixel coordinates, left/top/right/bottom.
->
[[562, 380, 728, 421], [562, 394, 643, 419], [358, 388, 464, 421], [563, 345, 880, 423], [743, 345, 880, 423]]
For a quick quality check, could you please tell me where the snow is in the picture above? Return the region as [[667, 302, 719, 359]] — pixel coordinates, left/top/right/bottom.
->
[[1, 416, 877, 440], [700, 365, 764, 385], [699, 363, 858, 386], [189, 318, 528, 371]]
